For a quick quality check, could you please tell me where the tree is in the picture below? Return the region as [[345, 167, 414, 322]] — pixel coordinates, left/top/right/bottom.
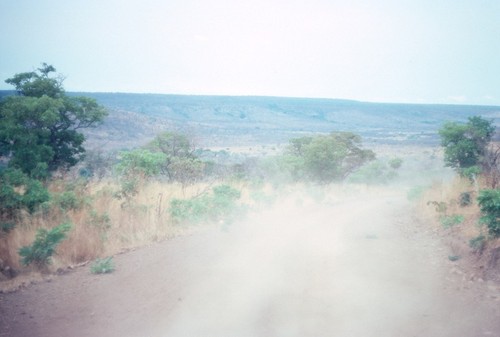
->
[[114, 149, 167, 202], [286, 132, 375, 182], [146, 131, 203, 183], [0, 63, 107, 178], [439, 116, 495, 175]]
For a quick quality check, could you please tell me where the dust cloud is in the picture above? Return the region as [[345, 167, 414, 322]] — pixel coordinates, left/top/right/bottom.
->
[[156, 185, 500, 337], [2, 184, 500, 336]]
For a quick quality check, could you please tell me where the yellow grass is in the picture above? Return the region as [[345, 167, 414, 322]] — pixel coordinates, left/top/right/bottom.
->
[[415, 175, 484, 240], [1, 178, 245, 271]]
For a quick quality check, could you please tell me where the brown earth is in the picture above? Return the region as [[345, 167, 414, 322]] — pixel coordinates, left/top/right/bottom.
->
[[1, 187, 500, 337]]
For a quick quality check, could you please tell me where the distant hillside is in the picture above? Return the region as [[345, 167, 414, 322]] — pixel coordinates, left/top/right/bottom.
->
[[1, 91, 499, 150]]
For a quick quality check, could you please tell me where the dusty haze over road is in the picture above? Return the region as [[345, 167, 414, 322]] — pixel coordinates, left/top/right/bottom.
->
[[1, 186, 499, 336]]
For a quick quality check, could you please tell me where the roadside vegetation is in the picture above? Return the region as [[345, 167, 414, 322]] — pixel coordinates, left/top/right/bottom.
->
[[0, 64, 497, 285], [416, 116, 500, 278]]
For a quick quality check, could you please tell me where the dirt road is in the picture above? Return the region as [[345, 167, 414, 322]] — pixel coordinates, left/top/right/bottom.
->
[[1, 187, 500, 336]]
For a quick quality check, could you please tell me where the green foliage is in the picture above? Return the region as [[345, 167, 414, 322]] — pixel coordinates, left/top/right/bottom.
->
[[0, 168, 50, 217], [0, 64, 107, 178], [427, 200, 448, 214], [212, 185, 242, 214], [115, 149, 167, 202], [477, 189, 500, 237], [439, 116, 495, 174], [169, 157, 204, 187], [461, 166, 482, 182], [0, 222, 15, 233], [469, 235, 486, 253], [388, 157, 403, 170], [170, 197, 212, 223], [19, 223, 72, 268], [285, 132, 375, 182], [147, 131, 192, 159], [439, 214, 464, 228], [348, 160, 398, 184], [459, 192, 473, 207], [407, 185, 426, 201], [146, 131, 204, 185], [90, 257, 115, 274], [116, 149, 166, 178], [169, 185, 241, 224], [53, 191, 80, 210], [22, 179, 51, 213]]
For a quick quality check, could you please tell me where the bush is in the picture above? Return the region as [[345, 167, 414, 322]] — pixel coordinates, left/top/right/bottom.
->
[[459, 192, 473, 207], [439, 214, 464, 228], [348, 160, 398, 184], [388, 157, 403, 170], [469, 235, 486, 253], [0, 168, 50, 216], [90, 257, 115, 274], [285, 132, 375, 182], [169, 185, 241, 224], [54, 191, 80, 210], [407, 185, 426, 201], [169, 196, 212, 224], [19, 223, 72, 269], [477, 189, 500, 237], [0, 222, 15, 234]]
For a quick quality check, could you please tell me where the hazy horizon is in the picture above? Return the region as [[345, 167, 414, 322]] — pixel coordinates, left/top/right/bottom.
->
[[1, 1, 500, 106]]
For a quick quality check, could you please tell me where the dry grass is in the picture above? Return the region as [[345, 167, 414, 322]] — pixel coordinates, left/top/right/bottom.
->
[[415, 175, 485, 240], [1, 178, 247, 272]]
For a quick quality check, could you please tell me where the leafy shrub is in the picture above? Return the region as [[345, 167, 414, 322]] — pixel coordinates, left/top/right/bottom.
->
[[439, 214, 464, 228], [349, 160, 397, 184], [427, 200, 448, 214], [212, 185, 241, 214], [448, 255, 461, 261], [170, 196, 212, 223], [0, 168, 50, 215], [388, 157, 403, 170], [115, 149, 166, 178], [169, 185, 241, 224], [469, 235, 486, 253], [54, 191, 80, 210], [459, 192, 473, 207], [477, 189, 500, 237], [19, 223, 72, 268], [0, 222, 15, 233], [407, 185, 427, 201], [90, 257, 115, 274], [461, 166, 481, 182]]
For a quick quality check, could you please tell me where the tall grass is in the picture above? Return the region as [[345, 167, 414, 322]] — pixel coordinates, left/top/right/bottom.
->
[[2, 179, 245, 270], [413, 176, 484, 239]]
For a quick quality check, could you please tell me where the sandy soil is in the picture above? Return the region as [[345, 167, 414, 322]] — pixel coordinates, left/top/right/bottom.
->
[[1, 187, 500, 337]]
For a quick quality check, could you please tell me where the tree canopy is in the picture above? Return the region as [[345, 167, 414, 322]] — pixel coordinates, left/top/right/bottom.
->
[[285, 132, 375, 182], [439, 116, 495, 174], [0, 63, 107, 178]]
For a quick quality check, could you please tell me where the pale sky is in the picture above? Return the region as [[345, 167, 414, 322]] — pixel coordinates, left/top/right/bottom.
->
[[1, 0, 499, 105]]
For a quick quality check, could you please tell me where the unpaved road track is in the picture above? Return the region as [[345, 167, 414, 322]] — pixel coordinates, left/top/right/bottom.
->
[[1, 188, 500, 336]]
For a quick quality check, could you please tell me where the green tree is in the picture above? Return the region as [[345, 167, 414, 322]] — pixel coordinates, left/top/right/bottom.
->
[[286, 132, 375, 182], [477, 189, 500, 237], [114, 149, 167, 202], [439, 116, 495, 175], [147, 131, 203, 184], [0, 63, 107, 178], [0, 168, 50, 217]]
